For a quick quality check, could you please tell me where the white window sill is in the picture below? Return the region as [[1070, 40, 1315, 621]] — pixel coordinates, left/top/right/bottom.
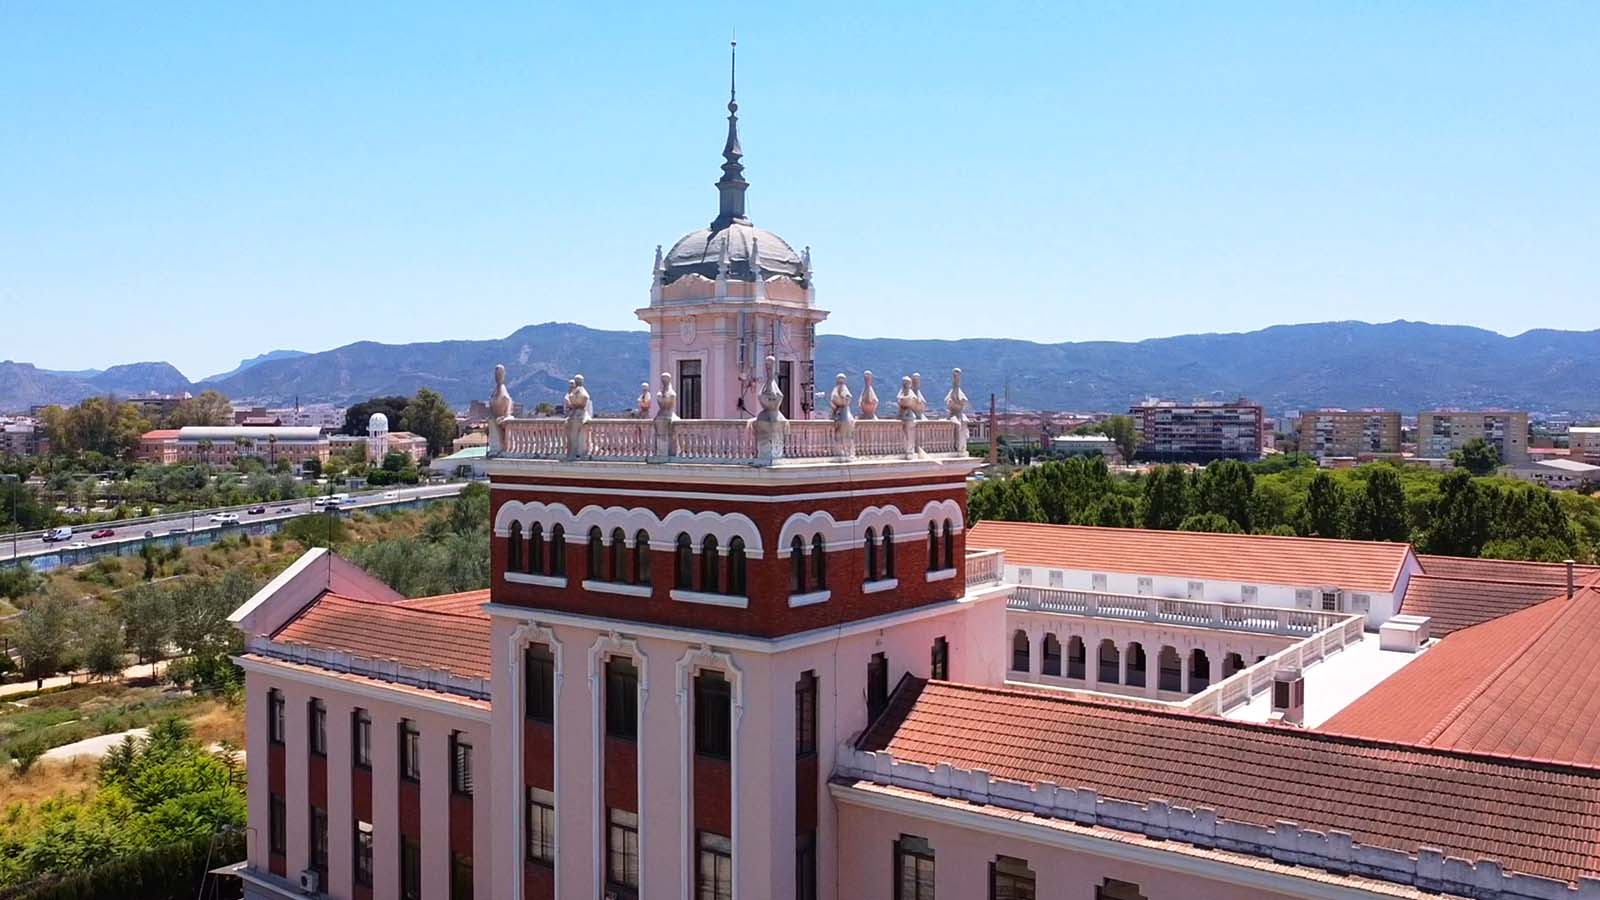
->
[[787, 590, 831, 608], [506, 572, 567, 588], [862, 578, 899, 594], [582, 579, 653, 598], [925, 568, 957, 583], [669, 589, 749, 609]]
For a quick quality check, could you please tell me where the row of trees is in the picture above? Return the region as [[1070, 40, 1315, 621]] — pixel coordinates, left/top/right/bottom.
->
[[969, 455, 1600, 562], [350, 483, 490, 596]]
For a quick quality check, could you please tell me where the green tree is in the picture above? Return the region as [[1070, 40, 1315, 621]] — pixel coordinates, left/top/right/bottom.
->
[[1140, 466, 1190, 530], [1078, 415, 1139, 461], [1299, 471, 1349, 538], [967, 476, 1044, 524], [161, 389, 234, 428], [1091, 494, 1138, 528], [341, 396, 411, 436], [77, 607, 126, 679], [1194, 459, 1255, 532], [403, 387, 459, 458], [0, 561, 45, 600], [15, 596, 72, 681], [1350, 465, 1410, 542], [1449, 438, 1501, 476], [120, 584, 174, 671], [1421, 470, 1493, 556], [1178, 512, 1243, 534]]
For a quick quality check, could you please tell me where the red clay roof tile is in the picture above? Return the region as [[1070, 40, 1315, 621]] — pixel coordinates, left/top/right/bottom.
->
[[1398, 574, 1564, 636], [968, 521, 1413, 593], [861, 678, 1600, 883], [273, 591, 491, 679]]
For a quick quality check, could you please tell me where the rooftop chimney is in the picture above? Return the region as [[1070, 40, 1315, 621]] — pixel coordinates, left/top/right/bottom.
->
[[1568, 559, 1577, 599]]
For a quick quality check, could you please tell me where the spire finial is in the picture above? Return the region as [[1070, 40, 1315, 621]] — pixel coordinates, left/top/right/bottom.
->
[[712, 37, 750, 229]]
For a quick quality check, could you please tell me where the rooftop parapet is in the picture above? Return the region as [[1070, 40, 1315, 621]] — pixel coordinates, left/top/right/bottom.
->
[[484, 358, 975, 467]]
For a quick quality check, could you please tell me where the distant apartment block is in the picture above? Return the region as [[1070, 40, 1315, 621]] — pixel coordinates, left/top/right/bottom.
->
[[126, 393, 197, 419], [1571, 426, 1600, 465], [1129, 398, 1264, 461], [0, 419, 45, 457], [1417, 410, 1530, 465], [1297, 409, 1402, 461]]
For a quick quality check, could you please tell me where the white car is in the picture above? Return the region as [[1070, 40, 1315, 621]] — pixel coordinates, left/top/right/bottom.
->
[[382, 490, 400, 499], [65, 541, 89, 550], [209, 512, 241, 524]]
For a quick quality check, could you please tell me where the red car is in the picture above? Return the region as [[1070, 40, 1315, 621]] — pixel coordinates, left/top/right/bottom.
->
[[91, 528, 116, 539]]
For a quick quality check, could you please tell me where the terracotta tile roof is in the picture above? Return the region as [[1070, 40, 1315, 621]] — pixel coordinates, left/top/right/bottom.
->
[[1419, 554, 1599, 586], [397, 589, 490, 617], [273, 592, 491, 679], [1398, 574, 1565, 636], [968, 521, 1413, 593], [860, 678, 1600, 883], [1327, 581, 1600, 767]]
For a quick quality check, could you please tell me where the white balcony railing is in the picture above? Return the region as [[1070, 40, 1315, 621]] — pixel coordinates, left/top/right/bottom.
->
[[1006, 586, 1347, 637], [965, 549, 1005, 589]]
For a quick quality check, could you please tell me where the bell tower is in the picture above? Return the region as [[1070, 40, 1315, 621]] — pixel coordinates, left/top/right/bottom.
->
[[637, 40, 828, 420]]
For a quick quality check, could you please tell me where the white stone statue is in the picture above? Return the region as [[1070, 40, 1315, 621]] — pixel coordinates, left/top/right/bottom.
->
[[945, 368, 969, 421], [637, 382, 652, 418], [751, 237, 766, 301], [653, 371, 678, 457], [487, 363, 514, 454], [754, 355, 788, 463], [650, 244, 664, 304], [911, 372, 929, 420], [859, 370, 879, 419], [896, 375, 919, 457], [565, 374, 592, 458], [829, 373, 855, 459]]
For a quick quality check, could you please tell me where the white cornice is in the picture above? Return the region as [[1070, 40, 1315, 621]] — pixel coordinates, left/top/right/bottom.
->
[[487, 456, 981, 485], [235, 655, 490, 722], [491, 480, 970, 504]]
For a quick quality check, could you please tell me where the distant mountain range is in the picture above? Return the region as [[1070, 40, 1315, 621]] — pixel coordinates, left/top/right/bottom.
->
[[5, 320, 1599, 417]]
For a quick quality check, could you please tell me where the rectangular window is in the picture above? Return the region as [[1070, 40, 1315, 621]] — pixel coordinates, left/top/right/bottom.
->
[[606, 657, 639, 740], [354, 821, 374, 887], [930, 637, 949, 680], [1090, 573, 1107, 591], [990, 855, 1036, 900], [267, 689, 285, 744], [450, 853, 473, 900], [796, 830, 818, 900], [1241, 585, 1258, 603], [678, 359, 703, 420], [795, 671, 817, 758], [399, 719, 421, 782], [400, 836, 421, 900], [778, 360, 794, 420], [268, 793, 286, 856], [526, 787, 556, 866], [1322, 590, 1340, 612], [308, 699, 327, 756], [1017, 567, 1032, 585], [606, 808, 640, 895], [525, 644, 555, 722], [1187, 580, 1204, 600], [451, 732, 474, 795], [694, 671, 732, 760], [867, 653, 889, 723], [1048, 570, 1065, 588], [697, 831, 733, 900], [1137, 576, 1154, 595], [353, 708, 372, 768], [309, 805, 329, 876], [895, 834, 936, 900]]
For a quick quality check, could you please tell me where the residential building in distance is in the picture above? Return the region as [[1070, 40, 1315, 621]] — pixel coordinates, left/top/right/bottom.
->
[[1417, 409, 1530, 465], [1296, 408, 1402, 462], [221, 64, 1600, 900], [1128, 397, 1264, 462], [0, 418, 46, 457], [126, 392, 197, 419], [328, 414, 430, 464], [1047, 433, 1121, 463], [1505, 457, 1600, 490], [1570, 425, 1600, 464], [138, 426, 330, 468]]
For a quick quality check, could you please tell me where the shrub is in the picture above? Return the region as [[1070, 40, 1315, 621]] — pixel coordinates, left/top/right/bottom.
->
[[9, 739, 46, 776]]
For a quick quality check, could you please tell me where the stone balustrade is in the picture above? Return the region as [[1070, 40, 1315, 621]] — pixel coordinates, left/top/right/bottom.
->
[[494, 413, 969, 466], [1180, 614, 1364, 715], [1006, 586, 1348, 637], [965, 549, 1004, 588], [835, 746, 1600, 900]]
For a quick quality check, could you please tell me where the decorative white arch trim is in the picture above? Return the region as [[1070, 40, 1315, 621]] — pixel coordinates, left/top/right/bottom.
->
[[776, 501, 966, 555], [674, 645, 744, 900], [496, 501, 764, 558], [508, 622, 563, 900], [587, 632, 648, 899]]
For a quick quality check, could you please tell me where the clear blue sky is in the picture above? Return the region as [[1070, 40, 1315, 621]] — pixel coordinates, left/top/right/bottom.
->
[[3, 3, 1596, 379]]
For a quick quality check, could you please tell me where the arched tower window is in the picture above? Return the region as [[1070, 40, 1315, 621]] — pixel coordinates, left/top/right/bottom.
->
[[528, 523, 543, 574], [675, 533, 694, 589], [1011, 630, 1031, 673], [508, 521, 523, 573], [587, 527, 604, 581], [882, 525, 895, 579], [700, 535, 720, 593], [610, 528, 627, 583], [634, 530, 652, 586], [864, 527, 878, 582], [811, 534, 826, 589], [548, 524, 565, 577], [942, 520, 955, 570], [927, 522, 939, 573], [790, 536, 807, 594], [727, 537, 747, 596]]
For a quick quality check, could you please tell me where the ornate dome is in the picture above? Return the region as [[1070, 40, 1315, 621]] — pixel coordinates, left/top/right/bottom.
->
[[368, 412, 388, 433], [663, 222, 804, 285]]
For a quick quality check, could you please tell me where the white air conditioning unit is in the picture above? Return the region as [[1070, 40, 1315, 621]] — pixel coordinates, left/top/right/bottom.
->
[[298, 869, 320, 894], [1271, 668, 1305, 726]]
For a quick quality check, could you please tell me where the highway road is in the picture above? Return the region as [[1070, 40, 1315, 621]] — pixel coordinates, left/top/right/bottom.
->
[[1, 482, 468, 564]]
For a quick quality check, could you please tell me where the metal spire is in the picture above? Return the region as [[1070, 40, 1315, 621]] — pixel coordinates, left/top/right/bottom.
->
[[712, 37, 749, 229]]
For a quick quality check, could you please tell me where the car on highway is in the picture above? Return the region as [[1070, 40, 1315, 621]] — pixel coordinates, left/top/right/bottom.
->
[[90, 528, 116, 539], [65, 541, 89, 550], [42, 526, 74, 543], [382, 490, 400, 499], [209, 512, 241, 525], [247, 505, 267, 515], [168, 527, 189, 535], [275, 505, 295, 512]]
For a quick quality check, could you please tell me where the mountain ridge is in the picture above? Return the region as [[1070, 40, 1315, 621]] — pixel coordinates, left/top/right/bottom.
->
[[5, 320, 1599, 416]]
